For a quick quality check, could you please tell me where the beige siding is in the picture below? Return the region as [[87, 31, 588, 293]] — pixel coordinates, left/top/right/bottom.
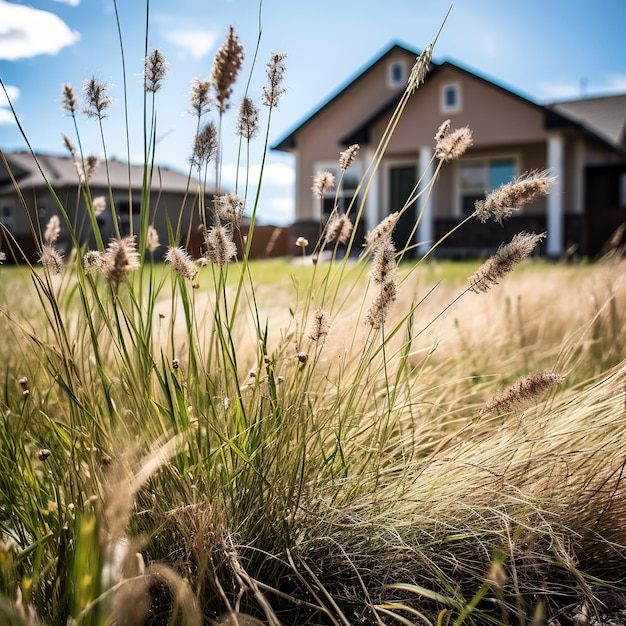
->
[[294, 48, 416, 221]]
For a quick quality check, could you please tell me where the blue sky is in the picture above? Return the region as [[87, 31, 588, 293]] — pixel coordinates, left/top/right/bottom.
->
[[1, 0, 625, 226]]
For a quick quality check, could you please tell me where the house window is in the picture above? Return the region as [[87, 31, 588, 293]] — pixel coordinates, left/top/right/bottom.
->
[[0, 203, 14, 232], [459, 158, 516, 215], [116, 199, 141, 235], [389, 61, 406, 88], [314, 164, 361, 222], [441, 82, 461, 113]]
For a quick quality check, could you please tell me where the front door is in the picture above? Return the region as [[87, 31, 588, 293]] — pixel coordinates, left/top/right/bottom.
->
[[389, 164, 417, 256]]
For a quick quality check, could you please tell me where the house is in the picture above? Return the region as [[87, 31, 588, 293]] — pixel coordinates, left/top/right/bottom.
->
[[0, 151, 209, 262], [273, 43, 626, 257]]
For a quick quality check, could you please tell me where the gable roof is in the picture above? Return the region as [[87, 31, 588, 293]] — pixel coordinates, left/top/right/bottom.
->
[[273, 42, 626, 156], [0, 151, 198, 194], [272, 42, 423, 151]]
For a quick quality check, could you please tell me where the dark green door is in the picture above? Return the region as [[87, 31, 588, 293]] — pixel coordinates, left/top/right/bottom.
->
[[389, 165, 417, 256]]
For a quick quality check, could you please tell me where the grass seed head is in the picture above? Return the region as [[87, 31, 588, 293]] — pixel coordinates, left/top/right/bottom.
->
[[43, 215, 60, 245], [165, 246, 199, 280], [189, 78, 212, 118], [146, 225, 160, 252], [324, 213, 353, 246], [204, 226, 237, 265], [144, 48, 167, 93], [475, 169, 555, 223], [191, 121, 218, 169], [339, 144, 360, 171], [468, 231, 546, 293], [214, 192, 245, 229], [211, 25, 244, 113], [236, 96, 260, 140], [60, 83, 78, 115], [311, 171, 335, 199], [262, 52, 287, 108], [364, 211, 400, 252], [101, 236, 140, 285], [307, 308, 330, 342], [434, 125, 473, 161], [40, 245, 64, 274], [83, 76, 111, 119], [481, 371, 565, 414]]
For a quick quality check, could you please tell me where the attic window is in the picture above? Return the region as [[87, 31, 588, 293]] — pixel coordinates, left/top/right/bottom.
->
[[441, 82, 461, 113], [389, 61, 406, 88]]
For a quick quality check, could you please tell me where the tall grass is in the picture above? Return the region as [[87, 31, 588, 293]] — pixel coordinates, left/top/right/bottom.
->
[[1, 3, 626, 625]]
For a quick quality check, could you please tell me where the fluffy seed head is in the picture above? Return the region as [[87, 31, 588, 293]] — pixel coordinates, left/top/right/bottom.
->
[[212, 26, 244, 113], [213, 192, 245, 229], [39, 245, 64, 274], [144, 49, 167, 93], [92, 195, 106, 216], [407, 42, 434, 93], [75, 156, 100, 185], [475, 170, 555, 224], [83, 77, 111, 119], [434, 119, 451, 143], [469, 232, 545, 293], [262, 52, 287, 108], [60, 83, 77, 115], [191, 121, 218, 169], [435, 126, 473, 162], [364, 211, 400, 252], [325, 213, 353, 246], [369, 240, 397, 285], [481, 371, 565, 414], [189, 78, 212, 117], [62, 134, 76, 156], [296, 237, 309, 249], [364, 280, 398, 329], [236, 96, 260, 140], [165, 246, 198, 280], [311, 171, 335, 199], [204, 226, 237, 265], [307, 308, 330, 342], [43, 215, 61, 245], [0, 252, 6, 264], [146, 225, 160, 252], [339, 144, 360, 171], [83, 250, 104, 274], [101, 236, 140, 285]]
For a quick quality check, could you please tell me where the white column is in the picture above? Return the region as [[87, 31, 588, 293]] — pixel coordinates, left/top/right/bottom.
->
[[417, 145, 434, 257], [547, 133, 564, 257], [363, 148, 379, 232]]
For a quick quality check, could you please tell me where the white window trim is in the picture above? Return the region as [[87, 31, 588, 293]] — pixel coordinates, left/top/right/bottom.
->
[[441, 81, 462, 114], [313, 160, 363, 219], [388, 60, 407, 88], [454, 154, 520, 217]]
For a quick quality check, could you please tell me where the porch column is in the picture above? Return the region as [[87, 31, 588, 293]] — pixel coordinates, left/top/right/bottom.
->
[[363, 147, 379, 232], [417, 145, 434, 257], [547, 132, 564, 257]]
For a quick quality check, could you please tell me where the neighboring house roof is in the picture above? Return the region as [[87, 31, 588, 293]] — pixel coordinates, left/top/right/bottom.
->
[[547, 94, 626, 150], [273, 42, 626, 156], [0, 151, 197, 194]]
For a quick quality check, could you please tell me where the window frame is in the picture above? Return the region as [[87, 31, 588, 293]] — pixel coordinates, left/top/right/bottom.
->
[[440, 81, 462, 114], [313, 160, 362, 222], [455, 155, 520, 217], [388, 60, 407, 88]]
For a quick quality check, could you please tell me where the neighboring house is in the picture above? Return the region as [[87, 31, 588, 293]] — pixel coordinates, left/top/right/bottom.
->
[[274, 43, 626, 257], [0, 151, 209, 261]]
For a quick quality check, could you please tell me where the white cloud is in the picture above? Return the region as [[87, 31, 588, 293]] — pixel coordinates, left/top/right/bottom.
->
[[257, 195, 294, 226], [220, 162, 295, 189], [0, 84, 18, 124], [162, 28, 217, 60], [0, 1, 80, 60], [49, 0, 80, 5]]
